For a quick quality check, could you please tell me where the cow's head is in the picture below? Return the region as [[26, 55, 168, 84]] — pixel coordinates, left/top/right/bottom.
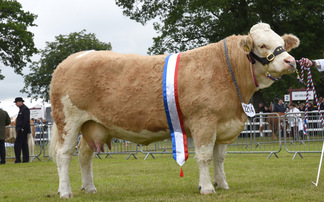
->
[[239, 23, 299, 89]]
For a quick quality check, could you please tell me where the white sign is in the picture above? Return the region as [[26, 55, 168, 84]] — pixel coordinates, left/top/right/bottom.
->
[[30, 107, 44, 119], [284, 94, 290, 102], [291, 91, 314, 101], [241, 103, 256, 117]]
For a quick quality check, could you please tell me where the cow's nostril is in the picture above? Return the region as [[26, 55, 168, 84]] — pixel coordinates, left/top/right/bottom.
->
[[284, 58, 291, 64], [284, 58, 296, 70]]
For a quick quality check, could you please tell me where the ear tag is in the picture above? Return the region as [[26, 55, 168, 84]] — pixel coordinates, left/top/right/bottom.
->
[[245, 46, 249, 51]]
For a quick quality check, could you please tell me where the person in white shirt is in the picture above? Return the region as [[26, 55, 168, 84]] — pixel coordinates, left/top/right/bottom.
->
[[288, 103, 303, 141], [302, 58, 324, 72]]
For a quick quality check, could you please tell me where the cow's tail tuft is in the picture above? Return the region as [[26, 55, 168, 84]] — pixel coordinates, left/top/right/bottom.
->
[[49, 123, 58, 163]]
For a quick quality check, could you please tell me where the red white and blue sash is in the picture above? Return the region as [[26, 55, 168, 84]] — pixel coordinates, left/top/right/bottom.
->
[[162, 53, 188, 166]]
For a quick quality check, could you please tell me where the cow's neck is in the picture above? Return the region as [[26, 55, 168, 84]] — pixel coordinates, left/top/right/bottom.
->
[[220, 36, 259, 104]]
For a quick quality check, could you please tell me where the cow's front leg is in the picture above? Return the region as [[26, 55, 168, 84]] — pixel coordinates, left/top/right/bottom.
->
[[78, 136, 97, 193], [196, 143, 215, 194], [213, 143, 229, 189], [192, 122, 217, 194]]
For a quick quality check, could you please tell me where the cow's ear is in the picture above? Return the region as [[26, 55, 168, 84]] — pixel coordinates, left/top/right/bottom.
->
[[238, 35, 253, 54], [282, 34, 299, 52]]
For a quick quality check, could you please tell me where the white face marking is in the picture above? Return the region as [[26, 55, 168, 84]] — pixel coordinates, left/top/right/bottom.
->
[[76, 50, 95, 59], [248, 23, 296, 89]]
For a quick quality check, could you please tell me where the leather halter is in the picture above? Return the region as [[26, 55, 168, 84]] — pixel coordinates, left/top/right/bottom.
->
[[249, 46, 286, 65]]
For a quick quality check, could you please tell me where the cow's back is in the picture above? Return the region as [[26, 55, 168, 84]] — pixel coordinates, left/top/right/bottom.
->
[[51, 51, 170, 133]]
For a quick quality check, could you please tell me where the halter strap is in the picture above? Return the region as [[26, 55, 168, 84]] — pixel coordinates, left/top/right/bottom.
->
[[250, 46, 286, 65], [247, 54, 259, 88]]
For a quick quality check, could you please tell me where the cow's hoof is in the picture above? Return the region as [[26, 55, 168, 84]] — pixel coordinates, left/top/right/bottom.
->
[[81, 186, 97, 193], [214, 181, 229, 190], [60, 192, 73, 199], [200, 186, 216, 194]]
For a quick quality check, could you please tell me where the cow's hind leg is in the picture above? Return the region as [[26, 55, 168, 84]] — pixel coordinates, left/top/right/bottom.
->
[[213, 143, 229, 190], [78, 135, 96, 193], [56, 131, 79, 198], [79, 121, 112, 194]]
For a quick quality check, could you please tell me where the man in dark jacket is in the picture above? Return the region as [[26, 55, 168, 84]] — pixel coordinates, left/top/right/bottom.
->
[[273, 98, 285, 113], [0, 105, 11, 164], [14, 97, 31, 163]]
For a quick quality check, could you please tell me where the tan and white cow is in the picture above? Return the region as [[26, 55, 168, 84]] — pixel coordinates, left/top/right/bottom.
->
[[49, 23, 299, 198]]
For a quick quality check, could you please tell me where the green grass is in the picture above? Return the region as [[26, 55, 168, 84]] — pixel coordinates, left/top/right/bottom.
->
[[1, 151, 324, 201]]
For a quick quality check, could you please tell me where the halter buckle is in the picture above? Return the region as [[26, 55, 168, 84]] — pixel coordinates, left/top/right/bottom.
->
[[266, 53, 275, 62]]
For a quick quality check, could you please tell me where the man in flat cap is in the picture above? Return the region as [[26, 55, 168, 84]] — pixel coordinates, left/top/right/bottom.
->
[[14, 97, 31, 163]]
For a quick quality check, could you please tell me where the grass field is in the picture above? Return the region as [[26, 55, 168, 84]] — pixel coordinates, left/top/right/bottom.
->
[[1, 151, 324, 201]]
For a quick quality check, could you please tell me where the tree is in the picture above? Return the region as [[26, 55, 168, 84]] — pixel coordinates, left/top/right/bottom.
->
[[21, 30, 112, 101], [0, 0, 37, 79], [115, 0, 324, 103]]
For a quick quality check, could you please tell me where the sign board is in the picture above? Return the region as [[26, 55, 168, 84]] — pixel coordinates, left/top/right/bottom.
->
[[30, 107, 44, 119], [284, 94, 290, 102], [291, 91, 314, 101]]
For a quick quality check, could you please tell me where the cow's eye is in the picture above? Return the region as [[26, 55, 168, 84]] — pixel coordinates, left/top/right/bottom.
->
[[260, 44, 266, 49]]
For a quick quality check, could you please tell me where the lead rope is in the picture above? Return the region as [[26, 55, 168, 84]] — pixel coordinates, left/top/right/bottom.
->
[[223, 39, 243, 103], [267, 73, 282, 81], [296, 58, 324, 135]]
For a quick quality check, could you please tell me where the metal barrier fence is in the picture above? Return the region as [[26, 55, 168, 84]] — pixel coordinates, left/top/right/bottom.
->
[[100, 139, 139, 160], [3, 111, 324, 162], [4, 123, 51, 162], [227, 113, 283, 159], [284, 111, 324, 159]]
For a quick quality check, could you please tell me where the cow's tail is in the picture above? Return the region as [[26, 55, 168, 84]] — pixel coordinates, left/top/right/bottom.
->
[[49, 123, 58, 163]]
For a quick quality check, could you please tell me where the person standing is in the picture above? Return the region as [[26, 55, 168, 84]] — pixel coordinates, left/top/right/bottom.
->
[[273, 98, 285, 113], [14, 97, 31, 163], [0, 104, 11, 164], [257, 103, 265, 113], [288, 103, 302, 141]]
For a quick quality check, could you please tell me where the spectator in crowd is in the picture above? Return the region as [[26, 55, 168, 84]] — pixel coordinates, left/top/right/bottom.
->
[[264, 105, 271, 113], [0, 104, 11, 164], [34, 118, 42, 133], [257, 103, 265, 113], [288, 103, 302, 141], [307, 102, 315, 111], [298, 103, 305, 111], [273, 98, 285, 113], [14, 97, 31, 163], [319, 97, 324, 110], [285, 103, 290, 112]]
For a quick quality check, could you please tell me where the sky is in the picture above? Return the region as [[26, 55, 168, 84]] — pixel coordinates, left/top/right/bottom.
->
[[0, 0, 158, 116]]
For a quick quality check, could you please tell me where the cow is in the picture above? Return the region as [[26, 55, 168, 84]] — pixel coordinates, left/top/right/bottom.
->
[[49, 23, 299, 198], [259, 112, 286, 140]]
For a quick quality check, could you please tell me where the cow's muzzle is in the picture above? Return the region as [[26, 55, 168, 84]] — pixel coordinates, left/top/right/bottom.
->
[[284, 57, 296, 73]]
